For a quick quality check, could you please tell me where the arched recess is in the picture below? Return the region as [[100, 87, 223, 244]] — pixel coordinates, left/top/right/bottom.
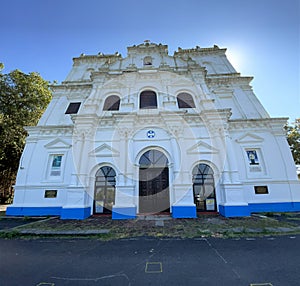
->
[[192, 163, 217, 212], [143, 56, 152, 66], [177, 92, 195, 108], [94, 166, 116, 214], [139, 90, 157, 109], [139, 149, 170, 213], [103, 95, 120, 111]]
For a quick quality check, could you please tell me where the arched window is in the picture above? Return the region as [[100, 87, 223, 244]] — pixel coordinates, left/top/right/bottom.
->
[[192, 164, 216, 211], [139, 150, 168, 168], [103, 95, 120, 111], [140, 90, 157, 109], [177, 93, 195, 108], [94, 166, 116, 214]]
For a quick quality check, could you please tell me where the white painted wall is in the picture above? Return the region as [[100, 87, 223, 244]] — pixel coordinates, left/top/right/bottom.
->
[[10, 42, 300, 216]]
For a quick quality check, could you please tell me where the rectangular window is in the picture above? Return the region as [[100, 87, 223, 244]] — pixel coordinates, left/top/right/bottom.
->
[[254, 186, 269, 194], [44, 190, 58, 198], [50, 155, 63, 176], [65, 102, 81, 114]]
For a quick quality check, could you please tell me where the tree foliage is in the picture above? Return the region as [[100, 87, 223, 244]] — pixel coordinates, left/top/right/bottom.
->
[[0, 68, 52, 199], [285, 119, 300, 164]]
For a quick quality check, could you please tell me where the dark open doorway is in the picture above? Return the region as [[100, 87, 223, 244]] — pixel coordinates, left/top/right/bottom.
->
[[139, 150, 170, 214]]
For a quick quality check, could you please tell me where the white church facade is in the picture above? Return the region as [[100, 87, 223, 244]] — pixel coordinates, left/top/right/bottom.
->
[[7, 42, 300, 219]]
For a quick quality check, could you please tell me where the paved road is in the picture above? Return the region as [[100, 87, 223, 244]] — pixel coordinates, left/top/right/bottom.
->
[[0, 218, 45, 230], [0, 236, 299, 286]]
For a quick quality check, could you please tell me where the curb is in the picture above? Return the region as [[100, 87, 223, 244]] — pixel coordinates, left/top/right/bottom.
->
[[18, 229, 110, 236]]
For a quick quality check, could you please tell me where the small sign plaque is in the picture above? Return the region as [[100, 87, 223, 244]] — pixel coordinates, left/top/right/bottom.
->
[[95, 201, 104, 213], [254, 186, 269, 194], [44, 190, 57, 198], [206, 198, 215, 210]]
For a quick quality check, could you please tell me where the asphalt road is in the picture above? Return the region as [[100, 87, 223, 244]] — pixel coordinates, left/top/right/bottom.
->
[[0, 218, 44, 230], [0, 236, 299, 286]]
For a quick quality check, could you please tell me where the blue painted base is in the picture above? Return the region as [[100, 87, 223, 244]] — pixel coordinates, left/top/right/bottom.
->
[[249, 202, 300, 213], [7, 202, 300, 220], [6, 206, 61, 217], [219, 202, 300, 217], [219, 205, 250, 217], [61, 207, 91, 220], [112, 207, 137, 220], [6, 206, 91, 220], [172, 205, 197, 218]]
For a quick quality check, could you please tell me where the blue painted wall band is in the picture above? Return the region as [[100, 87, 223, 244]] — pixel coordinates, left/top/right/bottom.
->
[[112, 207, 137, 220], [6, 202, 300, 219], [219, 202, 300, 217], [6, 206, 91, 220], [172, 205, 197, 218], [6, 206, 62, 217], [61, 207, 91, 220]]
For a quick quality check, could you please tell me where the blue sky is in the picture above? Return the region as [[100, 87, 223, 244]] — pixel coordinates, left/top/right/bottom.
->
[[1, 0, 299, 122]]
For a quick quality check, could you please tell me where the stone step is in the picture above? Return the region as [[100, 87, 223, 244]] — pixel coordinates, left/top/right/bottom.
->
[[137, 214, 172, 221]]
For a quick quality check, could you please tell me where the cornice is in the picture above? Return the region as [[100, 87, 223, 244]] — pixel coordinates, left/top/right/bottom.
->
[[58, 80, 93, 88], [200, 108, 232, 120], [25, 125, 74, 138], [53, 82, 93, 90], [206, 73, 241, 79], [174, 45, 227, 56], [96, 110, 233, 132], [72, 53, 122, 64], [50, 83, 93, 99], [206, 74, 253, 87], [91, 65, 191, 77], [228, 117, 288, 133]]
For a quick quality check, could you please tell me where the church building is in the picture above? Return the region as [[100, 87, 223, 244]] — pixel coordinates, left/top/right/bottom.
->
[[7, 42, 300, 219]]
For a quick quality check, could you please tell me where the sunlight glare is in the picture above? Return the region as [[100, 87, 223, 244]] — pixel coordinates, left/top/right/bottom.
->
[[226, 47, 244, 73]]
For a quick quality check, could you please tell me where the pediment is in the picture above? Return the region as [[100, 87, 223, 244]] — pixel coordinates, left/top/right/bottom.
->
[[187, 141, 219, 154], [44, 138, 72, 149], [91, 143, 120, 157], [236, 133, 264, 143]]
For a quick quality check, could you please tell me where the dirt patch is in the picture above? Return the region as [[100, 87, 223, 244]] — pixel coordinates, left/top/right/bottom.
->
[[11, 213, 300, 239]]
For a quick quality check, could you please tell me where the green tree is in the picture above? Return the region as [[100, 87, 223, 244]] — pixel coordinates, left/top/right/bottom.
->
[[0, 68, 52, 201], [285, 119, 300, 164]]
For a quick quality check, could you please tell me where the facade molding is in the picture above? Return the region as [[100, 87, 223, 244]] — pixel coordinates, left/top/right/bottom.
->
[[8, 42, 299, 220]]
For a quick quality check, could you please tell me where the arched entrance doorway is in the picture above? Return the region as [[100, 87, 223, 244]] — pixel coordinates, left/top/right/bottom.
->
[[192, 164, 217, 212], [94, 166, 116, 214], [139, 150, 170, 214]]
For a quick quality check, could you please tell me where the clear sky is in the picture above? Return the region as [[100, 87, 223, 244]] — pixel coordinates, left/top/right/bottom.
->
[[1, 0, 299, 122]]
